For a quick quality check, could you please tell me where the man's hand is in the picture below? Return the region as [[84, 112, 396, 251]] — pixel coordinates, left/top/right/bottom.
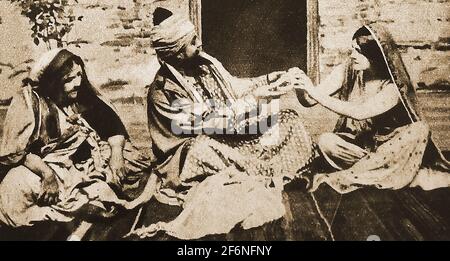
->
[[203, 114, 231, 131], [38, 171, 60, 206], [253, 81, 293, 100], [266, 70, 286, 84]]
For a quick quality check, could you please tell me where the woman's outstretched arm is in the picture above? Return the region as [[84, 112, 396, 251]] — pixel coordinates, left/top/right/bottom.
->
[[296, 64, 346, 107], [303, 82, 400, 120]]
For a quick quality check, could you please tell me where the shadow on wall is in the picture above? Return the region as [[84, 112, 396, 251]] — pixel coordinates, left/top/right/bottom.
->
[[202, 0, 307, 77]]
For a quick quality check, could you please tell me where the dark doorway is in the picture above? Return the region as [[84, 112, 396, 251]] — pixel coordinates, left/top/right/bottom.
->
[[201, 0, 307, 77]]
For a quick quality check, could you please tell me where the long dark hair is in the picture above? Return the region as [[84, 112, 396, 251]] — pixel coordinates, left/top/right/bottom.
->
[[26, 49, 130, 139], [352, 26, 391, 79], [30, 49, 95, 104]]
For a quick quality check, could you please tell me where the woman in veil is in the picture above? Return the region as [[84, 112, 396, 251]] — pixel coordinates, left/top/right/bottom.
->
[[295, 24, 449, 193]]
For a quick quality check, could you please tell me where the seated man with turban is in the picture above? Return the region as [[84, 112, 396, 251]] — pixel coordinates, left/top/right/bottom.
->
[[130, 8, 317, 240]]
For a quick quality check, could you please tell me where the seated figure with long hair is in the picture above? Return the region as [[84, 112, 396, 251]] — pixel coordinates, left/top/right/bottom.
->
[[294, 24, 449, 193], [0, 49, 157, 235]]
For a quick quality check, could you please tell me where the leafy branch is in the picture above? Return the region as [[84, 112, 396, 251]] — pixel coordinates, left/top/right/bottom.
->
[[8, 0, 84, 49]]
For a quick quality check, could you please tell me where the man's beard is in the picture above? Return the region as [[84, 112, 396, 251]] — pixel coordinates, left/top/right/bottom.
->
[[182, 52, 201, 65], [181, 55, 207, 74], [59, 89, 79, 107]]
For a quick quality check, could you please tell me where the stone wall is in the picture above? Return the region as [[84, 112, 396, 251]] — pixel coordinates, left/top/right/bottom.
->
[[1, 0, 449, 149], [318, 0, 450, 89], [0, 0, 188, 102], [0, 0, 188, 151], [1, 0, 449, 102]]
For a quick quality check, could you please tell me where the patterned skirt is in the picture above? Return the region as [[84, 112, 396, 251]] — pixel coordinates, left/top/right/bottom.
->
[[179, 109, 316, 185], [138, 109, 316, 240], [310, 121, 450, 193]]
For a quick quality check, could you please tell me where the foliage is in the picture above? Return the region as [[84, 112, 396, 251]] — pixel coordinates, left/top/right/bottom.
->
[[8, 0, 83, 49]]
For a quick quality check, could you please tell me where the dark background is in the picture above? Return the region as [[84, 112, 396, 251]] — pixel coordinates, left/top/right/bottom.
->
[[201, 0, 307, 77]]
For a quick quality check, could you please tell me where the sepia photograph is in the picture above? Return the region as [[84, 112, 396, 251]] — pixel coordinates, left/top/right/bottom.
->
[[0, 0, 449, 243]]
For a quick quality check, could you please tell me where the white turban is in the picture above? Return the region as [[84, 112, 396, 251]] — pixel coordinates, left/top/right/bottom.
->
[[151, 14, 196, 58]]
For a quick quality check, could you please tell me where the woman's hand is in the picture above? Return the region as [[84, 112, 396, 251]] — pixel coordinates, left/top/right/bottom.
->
[[108, 135, 126, 188], [23, 153, 60, 206], [267, 67, 304, 83], [38, 170, 60, 206], [288, 68, 315, 93], [109, 151, 126, 188]]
